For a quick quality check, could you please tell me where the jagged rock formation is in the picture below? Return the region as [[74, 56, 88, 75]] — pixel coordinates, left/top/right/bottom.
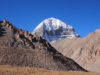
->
[[32, 17, 79, 42], [51, 29, 100, 72], [0, 19, 87, 71]]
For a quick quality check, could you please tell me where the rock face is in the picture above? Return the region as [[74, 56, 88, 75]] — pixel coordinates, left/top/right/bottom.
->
[[32, 17, 79, 42], [0, 20, 86, 71], [51, 30, 100, 72]]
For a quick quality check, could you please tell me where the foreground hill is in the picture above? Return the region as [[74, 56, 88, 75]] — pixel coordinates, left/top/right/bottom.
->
[[51, 29, 100, 72], [0, 20, 86, 71], [0, 65, 99, 75]]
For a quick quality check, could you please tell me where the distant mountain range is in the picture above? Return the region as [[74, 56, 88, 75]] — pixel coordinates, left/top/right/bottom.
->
[[32, 17, 79, 42], [1, 18, 100, 73]]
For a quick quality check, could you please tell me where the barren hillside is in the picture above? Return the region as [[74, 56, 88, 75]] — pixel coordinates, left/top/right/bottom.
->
[[51, 29, 100, 72]]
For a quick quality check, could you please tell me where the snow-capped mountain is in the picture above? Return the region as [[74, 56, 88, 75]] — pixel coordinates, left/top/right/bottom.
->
[[32, 17, 79, 42]]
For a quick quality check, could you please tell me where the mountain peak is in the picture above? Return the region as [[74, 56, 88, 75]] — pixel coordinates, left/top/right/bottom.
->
[[95, 29, 100, 33], [3, 19, 7, 23], [32, 18, 79, 42], [42, 17, 67, 30], [47, 17, 57, 20]]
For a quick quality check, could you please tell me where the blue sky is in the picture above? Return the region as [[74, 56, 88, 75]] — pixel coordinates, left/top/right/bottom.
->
[[0, 0, 100, 37]]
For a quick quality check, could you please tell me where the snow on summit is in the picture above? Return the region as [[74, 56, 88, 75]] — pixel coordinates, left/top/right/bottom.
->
[[35, 17, 67, 31], [32, 17, 79, 42]]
